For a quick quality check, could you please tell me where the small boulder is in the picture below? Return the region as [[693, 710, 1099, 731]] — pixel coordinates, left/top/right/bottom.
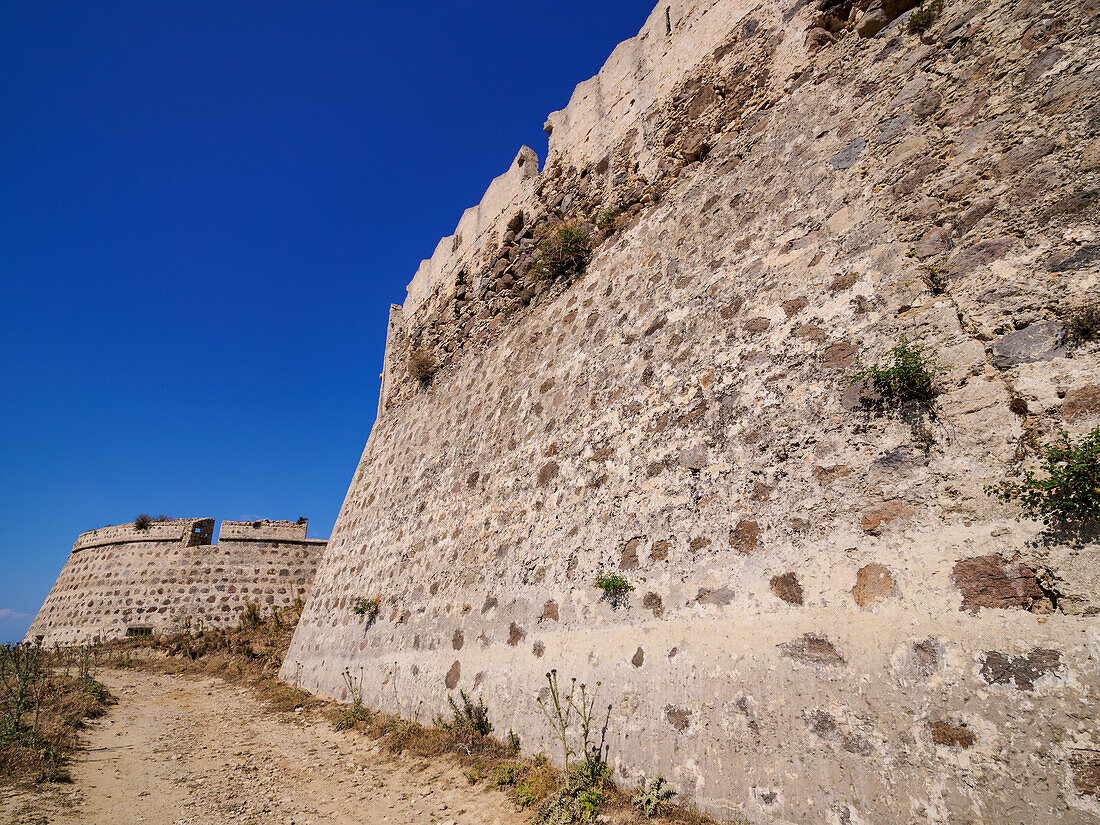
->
[[991, 321, 1067, 368]]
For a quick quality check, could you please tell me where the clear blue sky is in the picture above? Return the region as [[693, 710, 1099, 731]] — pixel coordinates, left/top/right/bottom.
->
[[0, 0, 655, 642]]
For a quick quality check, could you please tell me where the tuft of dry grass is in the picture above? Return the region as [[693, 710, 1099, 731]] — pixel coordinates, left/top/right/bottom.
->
[[408, 347, 437, 383], [1068, 299, 1100, 344]]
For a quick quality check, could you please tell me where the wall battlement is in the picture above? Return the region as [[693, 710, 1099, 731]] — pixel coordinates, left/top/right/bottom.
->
[[27, 517, 327, 646], [72, 518, 214, 552], [286, 0, 1100, 821]]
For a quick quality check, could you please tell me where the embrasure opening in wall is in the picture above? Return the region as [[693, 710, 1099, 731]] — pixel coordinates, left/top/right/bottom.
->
[[665, 7, 671, 35]]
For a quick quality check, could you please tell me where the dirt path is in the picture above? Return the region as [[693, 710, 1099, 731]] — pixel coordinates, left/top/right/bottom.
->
[[1, 669, 530, 825]]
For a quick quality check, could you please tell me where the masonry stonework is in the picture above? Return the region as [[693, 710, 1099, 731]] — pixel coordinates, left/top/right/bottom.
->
[[284, 0, 1100, 821], [27, 518, 326, 646]]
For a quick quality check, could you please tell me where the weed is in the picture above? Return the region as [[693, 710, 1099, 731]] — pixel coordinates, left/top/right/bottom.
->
[[408, 346, 437, 383], [536, 670, 606, 771], [240, 601, 263, 629], [464, 765, 483, 784], [437, 690, 492, 737], [986, 427, 1100, 527], [1, 643, 111, 788], [907, 0, 943, 33], [535, 769, 608, 825], [632, 776, 676, 817], [296, 515, 308, 525], [133, 514, 153, 531], [507, 727, 521, 755], [531, 221, 593, 281], [593, 570, 634, 607], [917, 259, 953, 295], [593, 205, 622, 234], [494, 764, 521, 786], [512, 763, 558, 808], [1068, 299, 1100, 344], [848, 334, 939, 409], [351, 596, 381, 623]]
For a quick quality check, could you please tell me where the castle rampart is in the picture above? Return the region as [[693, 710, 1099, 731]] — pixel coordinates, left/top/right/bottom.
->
[[27, 518, 326, 646], [286, 0, 1100, 819]]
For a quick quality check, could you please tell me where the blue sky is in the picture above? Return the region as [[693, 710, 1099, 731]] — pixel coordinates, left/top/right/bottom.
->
[[0, 0, 656, 642]]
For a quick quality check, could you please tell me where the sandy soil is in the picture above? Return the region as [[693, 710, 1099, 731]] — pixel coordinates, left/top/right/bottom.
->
[[1, 669, 530, 825]]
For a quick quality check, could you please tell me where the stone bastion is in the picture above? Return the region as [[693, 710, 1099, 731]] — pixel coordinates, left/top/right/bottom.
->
[[26, 518, 327, 646], [285, 0, 1100, 820]]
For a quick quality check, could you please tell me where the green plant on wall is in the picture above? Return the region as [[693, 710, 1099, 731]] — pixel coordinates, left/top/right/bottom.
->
[[848, 334, 939, 409], [530, 221, 593, 281], [593, 570, 633, 608], [986, 427, 1100, 527], [907, 0, 944, 33], [351, 596, 381, 623], [1068, 299, 1100, 344]]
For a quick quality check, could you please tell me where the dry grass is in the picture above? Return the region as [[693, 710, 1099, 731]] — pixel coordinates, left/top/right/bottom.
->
[[104, 606, 727, 825], [0, 664, 113, 787], [408, 346, 437, 383]]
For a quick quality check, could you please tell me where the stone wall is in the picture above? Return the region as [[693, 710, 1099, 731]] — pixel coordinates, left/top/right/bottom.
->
[[284, 0, 1100, 821], [27, 518, 326, 646]]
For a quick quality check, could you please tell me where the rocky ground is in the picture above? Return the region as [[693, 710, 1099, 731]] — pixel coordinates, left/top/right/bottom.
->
[[0, 669, 529, 825]]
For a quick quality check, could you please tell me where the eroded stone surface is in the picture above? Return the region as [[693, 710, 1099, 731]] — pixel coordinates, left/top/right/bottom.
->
[[282, 0, 1100, 821]]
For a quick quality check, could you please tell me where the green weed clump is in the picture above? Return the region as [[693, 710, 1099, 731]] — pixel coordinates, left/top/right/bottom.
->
[[1068, 299, 1100, 344], [632, 776, 676, 817], [593, 570, 634, 607], [848, 334, 939, 408], [240, 601, 263, 628], [351, 596, 380, 622], [986, 427, 1100, 527], [436, 690, 493, 737], [907, 0, 944, 33], [531, 221, 593, 281]]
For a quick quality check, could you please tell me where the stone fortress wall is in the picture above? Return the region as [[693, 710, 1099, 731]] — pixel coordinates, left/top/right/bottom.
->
[[27, 518, 326, 646], [285, 0, 1100, 822]]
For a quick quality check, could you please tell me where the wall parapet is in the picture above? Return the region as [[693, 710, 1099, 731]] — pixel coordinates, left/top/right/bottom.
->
[[219, 519, 311, 542], [73, 518, 214, 553]]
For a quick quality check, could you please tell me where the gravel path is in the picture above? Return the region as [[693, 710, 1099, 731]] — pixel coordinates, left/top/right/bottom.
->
[[1, 669, 529, 825]]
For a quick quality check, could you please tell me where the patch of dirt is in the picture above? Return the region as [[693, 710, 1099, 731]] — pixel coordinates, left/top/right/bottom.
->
[[0, 669, 529, 825]]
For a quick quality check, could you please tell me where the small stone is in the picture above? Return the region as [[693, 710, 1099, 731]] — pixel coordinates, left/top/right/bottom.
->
[[806, 27, 837, 49], [681, 128, 711, 162], [507, 623, 526, 647], [860, 501, 914, 535], [991, 321, 1067, 368], [997, 137, 1057, 176], [665, 705, 692, 732], [770, 572, 804, 605], [444, 661, 461, 689], [830, 138, 866, 170], [631, 647, 645, 668], [979, 648, 1061, 690], [1063, 385, 1100, 422], [619, 538, 642, 571], [695, 587, 735, 606], [729, 520, 760, 553], [680, 446, 707, 470], [928, 721, 977, 748], [851, 563, 897, 608], [952, 555, 1043, 611], [857, 5, 889, 37], [913, 226, 951, 259], [780, 633, 845, 666], [642, 592, 664, 617]]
